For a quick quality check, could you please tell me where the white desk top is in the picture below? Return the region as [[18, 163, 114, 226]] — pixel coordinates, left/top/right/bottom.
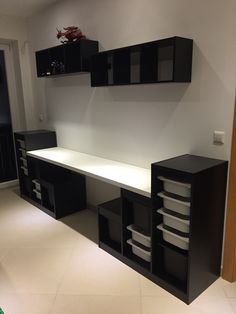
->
[[27, 147, 151, 197]]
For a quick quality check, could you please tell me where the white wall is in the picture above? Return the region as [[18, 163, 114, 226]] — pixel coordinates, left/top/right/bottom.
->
[[28, 0, 236, 205], [0, 14, 35, 131]]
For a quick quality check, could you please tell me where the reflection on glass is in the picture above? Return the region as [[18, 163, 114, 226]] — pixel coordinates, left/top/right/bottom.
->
[[158, 46, 174, 81], [107, 54, 113, 85]]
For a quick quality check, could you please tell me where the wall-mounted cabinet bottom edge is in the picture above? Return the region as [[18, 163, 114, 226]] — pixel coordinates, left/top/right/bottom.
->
[[99, 241, 189, 304]]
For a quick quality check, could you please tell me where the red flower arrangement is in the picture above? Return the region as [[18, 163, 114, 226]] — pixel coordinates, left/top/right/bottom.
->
[[56, 26, 86, 44]]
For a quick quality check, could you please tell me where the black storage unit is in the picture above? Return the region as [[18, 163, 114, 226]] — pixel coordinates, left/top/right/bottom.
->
[[98, 154, 228, 304], [91, 36, 193, 86], [35, 39, 98, 77], [27, 157, 86, 219], [14, 130, 86, 219], [14, 130, 57, 199]]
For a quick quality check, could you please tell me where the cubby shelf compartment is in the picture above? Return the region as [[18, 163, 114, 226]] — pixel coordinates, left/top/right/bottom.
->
[[98, 198, 122, 253], [36, 39, 98, 77], [91, 36, 193, 86]]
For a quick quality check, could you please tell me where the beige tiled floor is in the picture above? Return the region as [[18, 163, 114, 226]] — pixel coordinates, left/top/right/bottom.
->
[[0, 188, 236, 314]]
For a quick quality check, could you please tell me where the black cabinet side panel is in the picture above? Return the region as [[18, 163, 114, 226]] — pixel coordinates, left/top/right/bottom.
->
[[187, 162, 228, 302], [174, 37, 193, 82]]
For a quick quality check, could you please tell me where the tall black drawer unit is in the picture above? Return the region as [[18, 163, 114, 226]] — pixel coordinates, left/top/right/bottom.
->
[[98, 154, 228, 304], [14, 130, 57, 199], [151, 154, 228, 303]]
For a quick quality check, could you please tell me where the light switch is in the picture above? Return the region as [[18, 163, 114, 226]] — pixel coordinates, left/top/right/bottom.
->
[[39, 114, 44, 122], [213, 131, 225, 145]]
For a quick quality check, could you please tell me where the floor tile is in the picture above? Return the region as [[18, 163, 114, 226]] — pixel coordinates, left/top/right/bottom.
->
[[0, 249, 9, 261], [196, 278, 227, 298], [142, 296, 200, 314], [0, 190, 97, 249], [139, 275, 172, 297], [223, 281, 236, 298], [191, 296, 234, 314], [228, 298, 236, 313], [0, 294, 55, 314], [51, 295, 142, 314], [58, 246, 141, 296], [0, 248, 72, 293]]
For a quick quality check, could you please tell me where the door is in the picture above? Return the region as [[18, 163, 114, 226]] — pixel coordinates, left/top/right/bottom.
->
[[0, 47, 17, 182], [222, 95, 236, 282]]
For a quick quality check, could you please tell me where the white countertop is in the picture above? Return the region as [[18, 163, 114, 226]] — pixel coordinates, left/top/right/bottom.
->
[[27, 147, 151, 197]]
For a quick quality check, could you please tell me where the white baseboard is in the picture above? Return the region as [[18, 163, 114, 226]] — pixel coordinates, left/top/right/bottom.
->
[[0, 179, 19, 189]]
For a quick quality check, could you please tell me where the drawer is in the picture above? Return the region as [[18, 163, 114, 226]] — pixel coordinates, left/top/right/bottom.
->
[[20, 157, 27, 168], [21, 166, 28, 176], [127, 224, 151, 248], [157, 208, 190, 234], [32, 179, 41, 191], [19, 148, 27, 158], [158, 176, 191, 198], [17, 139, 26, 149], [33, 188, 41, 200], [127, 239, 151, 262], [158, 192, 190, 216], [157, 224, 189, 250]]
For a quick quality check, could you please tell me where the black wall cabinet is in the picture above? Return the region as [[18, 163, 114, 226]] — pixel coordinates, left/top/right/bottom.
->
[[35, 39, 98, 77], [91, 36, 193, 86], [98, 154, 228, 304]]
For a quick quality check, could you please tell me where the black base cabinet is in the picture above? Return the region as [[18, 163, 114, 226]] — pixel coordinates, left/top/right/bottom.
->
[[14, 130, 86, 219], [98, 154, 228, 304], [27, 157, 86, 219]]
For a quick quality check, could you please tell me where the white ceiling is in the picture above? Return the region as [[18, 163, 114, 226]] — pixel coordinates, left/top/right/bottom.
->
[[0, 0, 59, 17]]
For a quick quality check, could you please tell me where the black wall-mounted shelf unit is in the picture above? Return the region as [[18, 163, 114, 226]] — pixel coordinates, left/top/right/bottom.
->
[[98, 155, 228, 304], [35, 39, 98, 77], [91, 36, 193, 87]]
